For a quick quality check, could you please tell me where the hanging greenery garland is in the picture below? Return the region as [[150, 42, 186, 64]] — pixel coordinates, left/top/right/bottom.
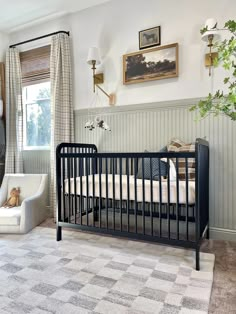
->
[[191, 20, 236, 120]]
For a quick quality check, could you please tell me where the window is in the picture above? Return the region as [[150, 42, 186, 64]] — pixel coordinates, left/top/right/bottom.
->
[[22, 81, 51, 150], [20, 45, 51, 150]]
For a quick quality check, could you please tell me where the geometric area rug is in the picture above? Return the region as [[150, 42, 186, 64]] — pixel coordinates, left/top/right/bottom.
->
[[0, 227, 214, 314]]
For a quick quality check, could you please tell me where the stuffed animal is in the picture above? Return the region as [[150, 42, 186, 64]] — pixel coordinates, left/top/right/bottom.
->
[[3, 187, 21, 207]]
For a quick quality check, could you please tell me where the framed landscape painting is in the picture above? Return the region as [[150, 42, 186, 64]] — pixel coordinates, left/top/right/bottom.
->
[[123, 43, 178, 85]]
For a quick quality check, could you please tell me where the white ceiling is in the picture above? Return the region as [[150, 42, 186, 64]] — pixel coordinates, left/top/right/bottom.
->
[[0, 0, 110, 33]]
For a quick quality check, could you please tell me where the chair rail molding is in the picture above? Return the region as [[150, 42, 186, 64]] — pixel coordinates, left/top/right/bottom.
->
[[74, 97, 202, 116]]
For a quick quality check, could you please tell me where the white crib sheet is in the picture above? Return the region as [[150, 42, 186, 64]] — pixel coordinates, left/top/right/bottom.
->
[[64, 174, 195, 205]]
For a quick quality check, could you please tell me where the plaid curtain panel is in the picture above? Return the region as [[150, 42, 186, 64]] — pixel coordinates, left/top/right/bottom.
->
[[167, 139, 195, 180], [50, 33, 74, 218], [5, 48, 23, 174]]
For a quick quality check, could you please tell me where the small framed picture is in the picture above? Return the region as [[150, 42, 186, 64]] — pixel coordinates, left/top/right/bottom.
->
[[139, 26, 161, 50]]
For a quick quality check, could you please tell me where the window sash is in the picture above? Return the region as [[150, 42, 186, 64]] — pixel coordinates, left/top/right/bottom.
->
[[22, 82, 51, 150]]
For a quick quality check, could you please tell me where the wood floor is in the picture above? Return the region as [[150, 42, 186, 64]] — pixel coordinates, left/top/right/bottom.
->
[[40, 219, 236, 313], [202, 239, 236, 314]]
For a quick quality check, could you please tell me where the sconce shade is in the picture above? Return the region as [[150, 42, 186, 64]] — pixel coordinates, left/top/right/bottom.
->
[[202, 18, 220, 42], [87, 47, 101, 65]]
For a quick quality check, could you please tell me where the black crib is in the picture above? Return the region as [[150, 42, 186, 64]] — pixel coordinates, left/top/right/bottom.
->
[[56, 139, 209, 270]]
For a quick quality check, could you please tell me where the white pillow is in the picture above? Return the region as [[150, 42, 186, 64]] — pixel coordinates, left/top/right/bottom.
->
[[161, 158, 176, 181]]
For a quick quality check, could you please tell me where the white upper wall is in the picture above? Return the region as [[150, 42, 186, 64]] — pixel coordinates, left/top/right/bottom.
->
[[8, 0, 236, 109], [0, 32, 9, 61], [0, 0, 110, 33]]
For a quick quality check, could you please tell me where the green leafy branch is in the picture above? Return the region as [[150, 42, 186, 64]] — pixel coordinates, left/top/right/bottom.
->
[[191, 20, 236, 121]]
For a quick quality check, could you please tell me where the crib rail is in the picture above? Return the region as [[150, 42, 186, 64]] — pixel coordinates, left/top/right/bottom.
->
[[56, 140, 209, 270]]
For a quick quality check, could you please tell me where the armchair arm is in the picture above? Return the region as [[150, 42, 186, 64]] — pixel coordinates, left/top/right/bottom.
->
[[20, 175, 48, 233]]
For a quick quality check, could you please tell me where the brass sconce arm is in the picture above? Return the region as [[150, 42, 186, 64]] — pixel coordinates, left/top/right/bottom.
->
[[90, 60, 115, 105]]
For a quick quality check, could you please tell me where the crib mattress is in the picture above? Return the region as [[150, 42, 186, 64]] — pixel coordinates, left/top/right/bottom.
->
[[64, 174, 195, 205]]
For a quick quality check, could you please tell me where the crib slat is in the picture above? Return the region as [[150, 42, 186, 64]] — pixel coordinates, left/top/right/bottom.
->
[[112, 158, 115, 230], [126, 158, 130, 233], [79, 158, 83, 225], [67, 157, 71, 223], [70, 150, 74, 219], [62, 148, 66, 222], [99, 158, 102, 229], [134, 158, 138, 234], [105, 158, 109, 230], [115, 158, 117, 174], [86, 158, 89, 226], [142, 158, 145, 235], [57, 156, 62, 224], [176, 158, 180, 240], [82, 148, 85, 175], [150, 158, 153, 236], [167, 158, 170, 240], [158, 158, 162, 238], [119, 158, 123, 232], [73, 158, 77, 225], [92, 158, 95, 227], [185, 158, 189, 240]]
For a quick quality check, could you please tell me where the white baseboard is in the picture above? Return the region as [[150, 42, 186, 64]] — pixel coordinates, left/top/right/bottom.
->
[[210, 227, 236, 241]]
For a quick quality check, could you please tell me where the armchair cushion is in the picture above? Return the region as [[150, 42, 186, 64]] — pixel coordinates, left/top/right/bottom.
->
[[7, 175, 42, 205], [0, 206, 21, 225]]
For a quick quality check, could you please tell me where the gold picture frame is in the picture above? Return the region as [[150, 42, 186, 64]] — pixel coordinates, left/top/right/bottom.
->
[[123, 43, 179, 85]]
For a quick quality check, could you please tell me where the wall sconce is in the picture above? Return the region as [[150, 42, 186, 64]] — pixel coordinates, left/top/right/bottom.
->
[[87, 47, 115, 105], [201, 18, 220, 76]]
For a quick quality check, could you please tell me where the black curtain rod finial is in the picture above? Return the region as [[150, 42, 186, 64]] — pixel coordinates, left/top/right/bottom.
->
[[9, 30, 70, 48]]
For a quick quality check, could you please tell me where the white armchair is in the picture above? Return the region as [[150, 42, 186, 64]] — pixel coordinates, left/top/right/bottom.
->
[[0, 174, 48, 234]]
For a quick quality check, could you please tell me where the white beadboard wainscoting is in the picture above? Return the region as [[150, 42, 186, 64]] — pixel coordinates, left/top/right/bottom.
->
[[23, 151, 50, 174], [75, 98, 236, 241], [23, 150, 51, 207]]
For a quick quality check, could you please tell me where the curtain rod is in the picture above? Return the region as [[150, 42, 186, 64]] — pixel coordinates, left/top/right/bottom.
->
[[9, 30, 70, 48]]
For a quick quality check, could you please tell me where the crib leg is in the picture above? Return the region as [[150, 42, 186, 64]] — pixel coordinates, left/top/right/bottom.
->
[[57, 226, 62, 241], [206, 227, 210, 239], [195, 246, 200, 271]]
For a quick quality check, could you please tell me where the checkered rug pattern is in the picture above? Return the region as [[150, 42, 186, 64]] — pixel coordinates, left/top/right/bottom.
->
[[0, 227, 214, 314]]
